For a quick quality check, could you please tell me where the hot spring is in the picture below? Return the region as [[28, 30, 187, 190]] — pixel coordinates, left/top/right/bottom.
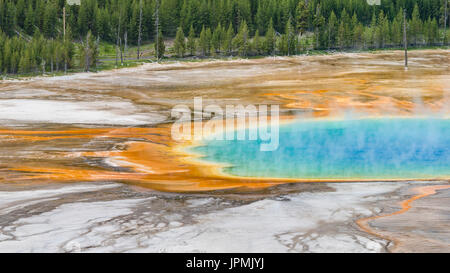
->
[[193, 118, 450, 180]]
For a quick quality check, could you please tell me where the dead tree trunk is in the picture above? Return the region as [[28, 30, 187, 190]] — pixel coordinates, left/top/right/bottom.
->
[[116, 27, 120, 66], [116, 8, 122, 67], [445, 0, 448, 45], [85, 37, 90, 72], [403, 8, 408, 69], [119, 37, 123, 65], [155, 0, 160, 61], [124, 30, 128, 62], [50, 39, 54, 73], [63, 7, 66, 37], [137, 0, 143, 60]]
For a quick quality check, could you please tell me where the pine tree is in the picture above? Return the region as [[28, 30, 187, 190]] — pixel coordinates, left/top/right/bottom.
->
[[24, 4, 35, 36], [252, 30, 262, 55], [4, 1, 16, 36], [206, 27, 212, 55], [224, 23, 234, 54], [90, 33, 99, 69], [313, 5, 325, 49], [430, 18, 439, 44], [199, 26, 209, 56], [296, 0, 309, 36], [187, 25, 196, 56], [410, 4, 423, 46], [160, 0, 180, 36], [376, 11, 389, 48], [179, 0, 191, 34], [233, 21, 249, 57], [16, 0, 26, 29], [391, 10, 403, 46], [155, 29, 165, 59], [3, 39, 12, 73], [79, 31, 98, 72], [285, 17, 296, 55], [11, 50, 20, 74], [362, 27, 372, 49], [255, 0, 270, 35], [129, 1, 140, 45], [264, 19, 276, 55], [63, 27, 75, 73], [327, 11, 338, 49], [298, 35, 310, 52], [350, 13, 358, 47], [211, 23, 224, 54], [354, 23, 364, 49], [278, 34, 287, 55], [340, 9, 351, 48], [142, 0, 155, 41], [174, 26, 186, 57], [19, 52, 29, 74], [338, 20, 346, 49], [43, 1, 57, 38], [369, 13, 377, 48]]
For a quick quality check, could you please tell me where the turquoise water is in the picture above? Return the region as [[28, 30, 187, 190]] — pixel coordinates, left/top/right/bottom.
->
[[193, 118, 450, 180]]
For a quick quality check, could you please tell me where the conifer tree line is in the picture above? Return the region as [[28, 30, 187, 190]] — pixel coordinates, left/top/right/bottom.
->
[[0, 0, 449, 74]]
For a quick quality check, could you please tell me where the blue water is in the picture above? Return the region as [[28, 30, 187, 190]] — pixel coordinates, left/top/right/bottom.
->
[[193, 118, 450, 180]]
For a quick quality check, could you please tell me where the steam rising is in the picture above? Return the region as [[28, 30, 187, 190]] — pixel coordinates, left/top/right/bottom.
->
[[196, 117, 449, 180]]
